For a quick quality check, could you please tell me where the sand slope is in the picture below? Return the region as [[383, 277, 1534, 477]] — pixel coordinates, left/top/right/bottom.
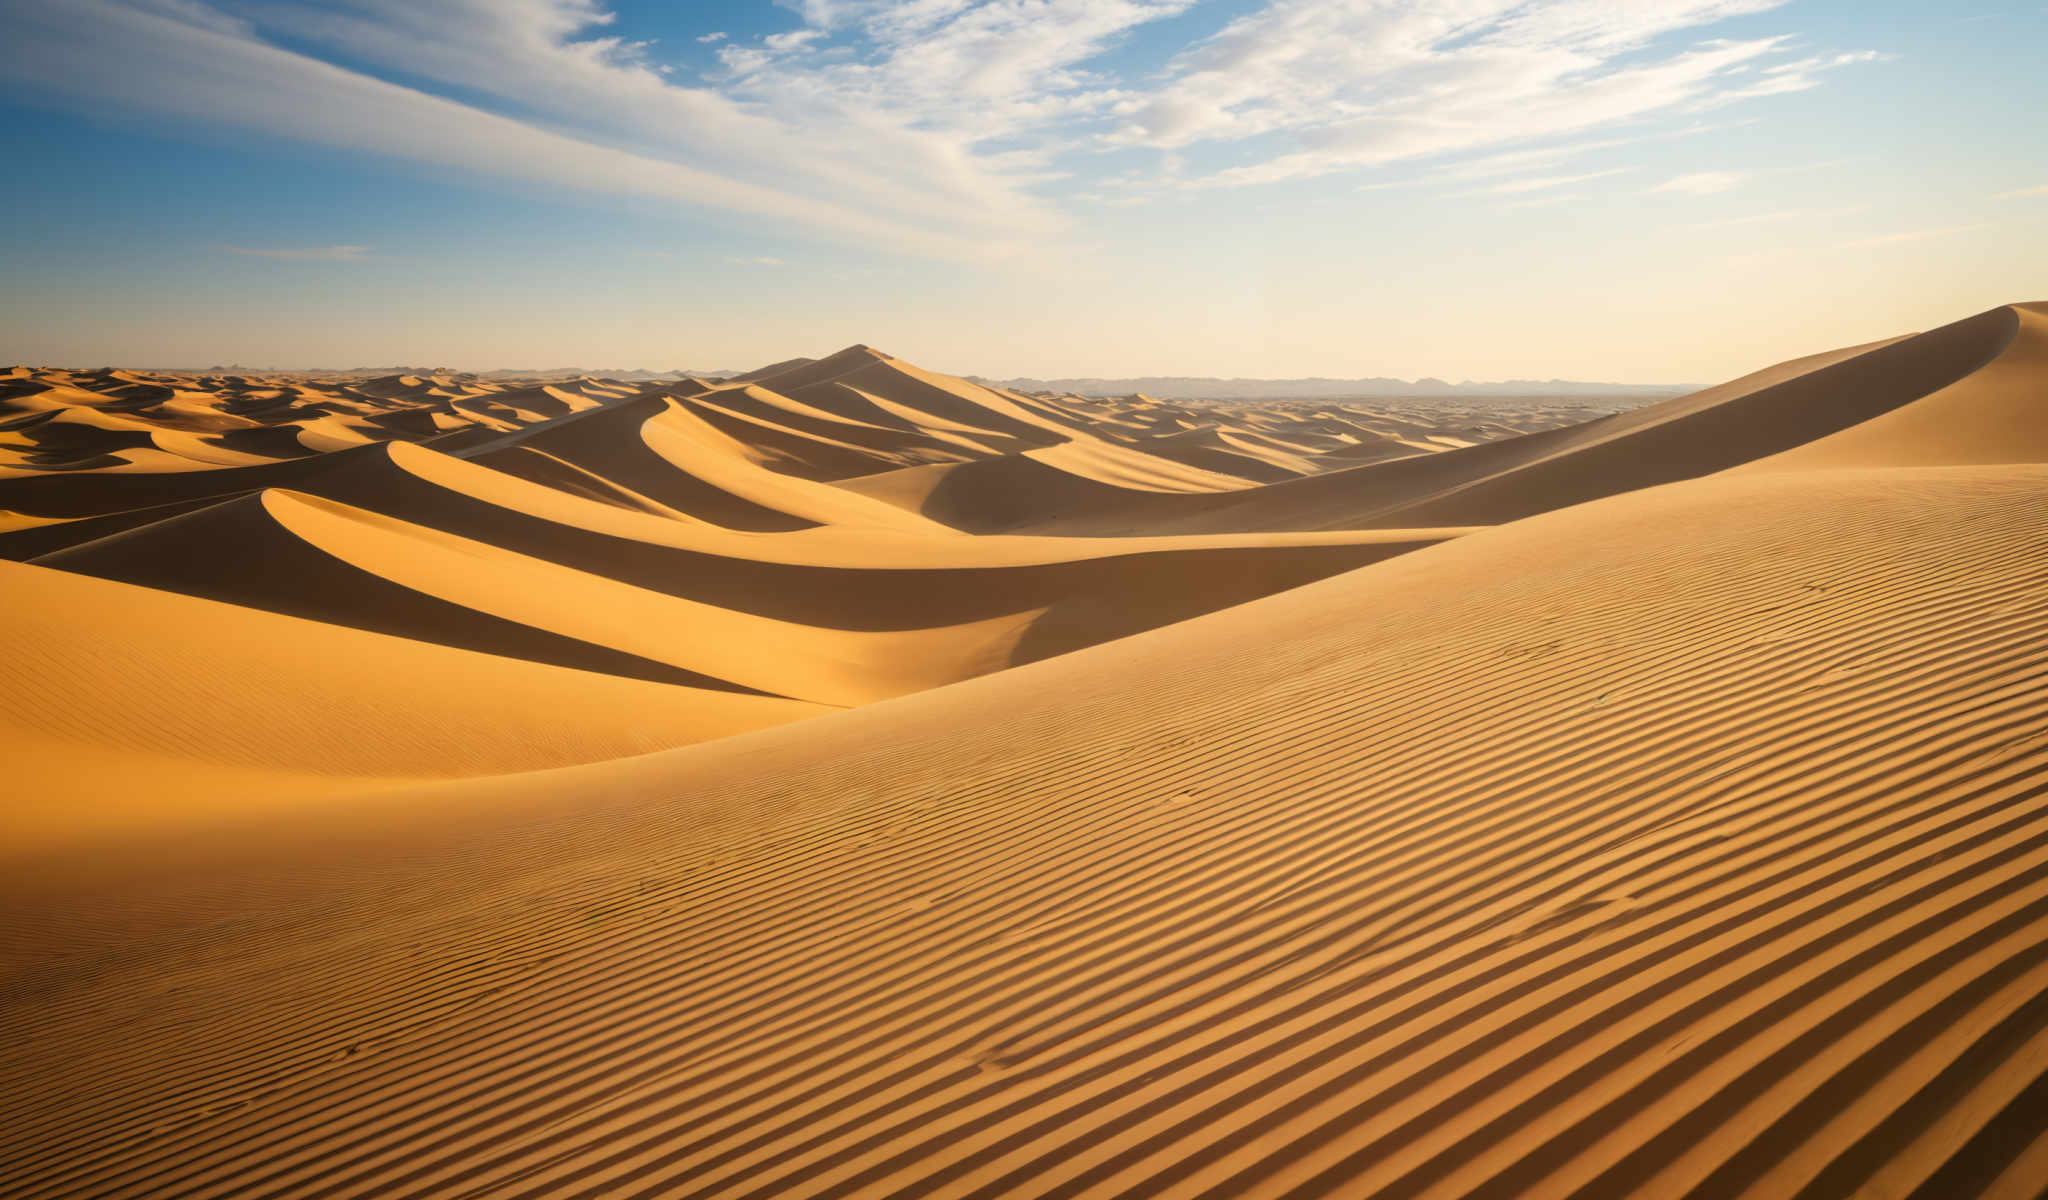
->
[[3, 302, 2046, 1198], [0, 558, 824, 845]]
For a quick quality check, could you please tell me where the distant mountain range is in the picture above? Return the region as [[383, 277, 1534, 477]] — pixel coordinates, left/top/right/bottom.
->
[[969, 375, 1694, 400]]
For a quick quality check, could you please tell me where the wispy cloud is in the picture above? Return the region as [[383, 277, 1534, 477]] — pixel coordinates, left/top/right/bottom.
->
[[1357, 140, 1629, 192], [1717, 49, 1890, 99], [1991, 184, 2048, 199], [1354, 122, 1739, 194], [1461, 167, 1637, 196], [725, 256, 784, 265], [222, 244, 372, 261], [1688, 203, 1869, 228], [1108, 1, 1876, 187], [0, 0, 1882, 256], [1652, 170, 1749, 194], [1836, 224, 1983, 250], [711, 0, 1193, 179]]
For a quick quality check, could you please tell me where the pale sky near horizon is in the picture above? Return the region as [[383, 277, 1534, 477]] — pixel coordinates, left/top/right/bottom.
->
[[1, 0, 2042, 383]]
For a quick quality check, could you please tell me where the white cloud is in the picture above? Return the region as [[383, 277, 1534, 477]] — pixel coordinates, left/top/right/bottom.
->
[[1992, 184, 2048, 199], [761, 28, 826, 53], [1105, 1, 1875, 187], [222, 244, 372, 260], [1652, 169, 1749, 194], [719, 0, 1192, 144], [1727, 48, 1890, 98], [1463, 167, 1638, 195], [1353, 123, 1735, 193], [725, 256, 785, 265], [259, 0, 1197, 245], [1418, 138, 1642, 184], [0, 0, 1881, 256]]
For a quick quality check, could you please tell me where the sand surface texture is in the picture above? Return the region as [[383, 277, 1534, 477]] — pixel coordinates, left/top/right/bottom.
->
[[3, 304, 2046, 1197]]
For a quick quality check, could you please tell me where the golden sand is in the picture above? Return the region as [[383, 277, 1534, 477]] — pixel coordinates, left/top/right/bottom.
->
[[3, 305, 2045, 1197]]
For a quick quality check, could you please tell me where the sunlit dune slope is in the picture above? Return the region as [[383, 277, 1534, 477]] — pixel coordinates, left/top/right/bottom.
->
[[0, 558, 825, 844], [5, 461, 2046, 1198]]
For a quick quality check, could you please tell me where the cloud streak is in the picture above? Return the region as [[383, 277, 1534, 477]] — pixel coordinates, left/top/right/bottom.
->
[[1464, 167, 1639, 196], [1688, 203, 1869, 228], [1836, 224, 1983, 250], [1653, 170, 1750, 194], [222, 244, 372, 261]]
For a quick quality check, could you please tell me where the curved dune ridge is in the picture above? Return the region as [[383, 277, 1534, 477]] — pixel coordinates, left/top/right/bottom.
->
[[2, 302, 2047, 1197], [0, 560, 827, 844]]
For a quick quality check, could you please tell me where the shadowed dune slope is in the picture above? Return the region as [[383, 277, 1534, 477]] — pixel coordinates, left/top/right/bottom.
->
[[4, 463, 2046, 1198], [675, 389, 963, 479], [0, 493, 246, 558], [0, 439, 389, 520], [471, 395, 822, 532]]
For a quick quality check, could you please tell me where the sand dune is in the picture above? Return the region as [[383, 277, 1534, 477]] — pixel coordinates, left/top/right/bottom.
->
[[471, 395, 824, 531], [0, 558, 824, 845], [1742, 302, 2048, 470], [3, 302, 2046, 1198], [32, 443, 1442, 699]]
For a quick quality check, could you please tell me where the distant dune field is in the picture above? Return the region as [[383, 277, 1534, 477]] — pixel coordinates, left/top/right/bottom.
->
[[4, 302, 2047, 1197]]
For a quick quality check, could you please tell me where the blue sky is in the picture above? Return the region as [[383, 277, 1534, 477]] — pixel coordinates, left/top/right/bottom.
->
[[1, 0, 2042, 380]]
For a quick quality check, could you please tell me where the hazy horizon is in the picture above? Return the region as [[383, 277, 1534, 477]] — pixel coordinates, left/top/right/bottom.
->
[[6, 351, 1703, 391], [2, 1, 2043, 381]]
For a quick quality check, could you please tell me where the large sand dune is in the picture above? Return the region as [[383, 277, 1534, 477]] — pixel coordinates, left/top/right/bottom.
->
[[3, 303, 2046, 1197]]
